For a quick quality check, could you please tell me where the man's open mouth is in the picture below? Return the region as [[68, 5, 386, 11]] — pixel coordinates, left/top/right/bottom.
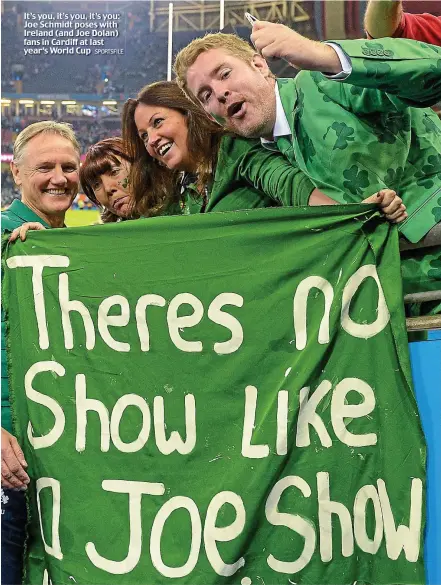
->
[[227, 101, 245, 118]]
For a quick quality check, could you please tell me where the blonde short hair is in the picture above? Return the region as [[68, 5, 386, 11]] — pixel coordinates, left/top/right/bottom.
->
[[13, 121, 80, 165], [174, 32, 256, 95]]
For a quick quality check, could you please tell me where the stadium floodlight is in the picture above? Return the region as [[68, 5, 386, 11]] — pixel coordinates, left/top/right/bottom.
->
[[61, 101, 77, 105], [103, 100, 118, 105], [40, 101, 55, 105], [19, 99, 34, 104]]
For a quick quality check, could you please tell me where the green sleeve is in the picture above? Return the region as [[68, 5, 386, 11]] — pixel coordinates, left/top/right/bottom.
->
[[329, 37, 441, 109], [219, 136, 315, 206]]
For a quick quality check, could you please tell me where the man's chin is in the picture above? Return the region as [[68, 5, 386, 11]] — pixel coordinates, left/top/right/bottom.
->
[[43, 196, 75, 213], [231, 123, 261, 139], [228, 115, 264, 139]]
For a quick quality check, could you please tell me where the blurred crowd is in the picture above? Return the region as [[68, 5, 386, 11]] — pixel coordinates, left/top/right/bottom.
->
[[1, 2, 169, 95], [1, 114, 119, 154]]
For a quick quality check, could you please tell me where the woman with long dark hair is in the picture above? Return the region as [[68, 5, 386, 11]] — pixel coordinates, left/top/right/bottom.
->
[[122, 81, 406, 222]]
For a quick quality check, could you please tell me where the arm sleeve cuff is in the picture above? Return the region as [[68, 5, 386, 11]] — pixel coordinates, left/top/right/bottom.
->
[[323, 42, 352, 80]]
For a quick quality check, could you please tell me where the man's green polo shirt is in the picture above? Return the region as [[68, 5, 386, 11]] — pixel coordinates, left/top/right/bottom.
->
[[1, 200, 51, 433]]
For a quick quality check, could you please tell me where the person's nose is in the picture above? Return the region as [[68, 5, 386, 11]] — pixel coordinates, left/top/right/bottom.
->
[[50, 165, 68, 186], [212, 80, 230, 104], [101, 175, 118, 195], [148, 128, 161, 150]]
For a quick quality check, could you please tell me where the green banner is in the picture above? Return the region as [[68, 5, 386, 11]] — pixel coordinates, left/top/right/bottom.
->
[[3, 206, 425, 585]]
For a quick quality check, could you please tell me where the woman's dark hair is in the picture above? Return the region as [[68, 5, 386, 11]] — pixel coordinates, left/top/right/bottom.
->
[[80, 137, 136, 223], [121, 80, 224, 217]]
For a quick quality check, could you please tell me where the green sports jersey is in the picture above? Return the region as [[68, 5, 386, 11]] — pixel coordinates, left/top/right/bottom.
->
[[1, 200, 51, 433]]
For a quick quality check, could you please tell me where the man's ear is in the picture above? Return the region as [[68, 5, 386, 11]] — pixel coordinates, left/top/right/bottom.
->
[[10, 161, 22, 187], [252, 53, 271, 77]]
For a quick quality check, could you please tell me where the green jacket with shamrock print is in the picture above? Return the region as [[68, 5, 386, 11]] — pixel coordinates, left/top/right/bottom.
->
[[274, 37, 441, 244], [182, 135, 315, 214]]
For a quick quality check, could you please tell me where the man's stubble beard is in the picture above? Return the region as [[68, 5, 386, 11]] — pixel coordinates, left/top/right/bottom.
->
[[230, 84, 276, 139], [230, 103, 274, 139]]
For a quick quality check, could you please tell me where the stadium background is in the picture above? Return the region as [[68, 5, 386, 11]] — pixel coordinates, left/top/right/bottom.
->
[[2, 0, 440, 226]]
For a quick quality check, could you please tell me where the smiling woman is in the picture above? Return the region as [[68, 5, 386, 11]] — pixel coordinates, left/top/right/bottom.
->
[[121, 81, 406, 223], [122, 81, 222, 217], [80, 137, 139, 223]]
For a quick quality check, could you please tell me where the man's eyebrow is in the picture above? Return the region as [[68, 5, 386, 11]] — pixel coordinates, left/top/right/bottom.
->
[[34, 159, 78, 167], [196, 63, 226, 96]]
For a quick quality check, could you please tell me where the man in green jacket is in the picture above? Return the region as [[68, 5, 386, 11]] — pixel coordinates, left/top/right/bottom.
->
[[175, 27, 441, 307], [1, 120, 80, 585]]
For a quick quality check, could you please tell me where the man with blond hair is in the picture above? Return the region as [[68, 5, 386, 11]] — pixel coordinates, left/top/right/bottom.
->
[[175, 27, 441, 241], [1, 121, 80, 585], [175, 26, 441, 312]]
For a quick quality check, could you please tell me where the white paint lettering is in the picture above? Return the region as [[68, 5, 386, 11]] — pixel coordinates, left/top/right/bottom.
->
[[151, 496, 201, 578], [265, 476, 316, 573], [36, 477, 63, 560], [6, 255, 69, 349], [25, 362, 65, 449], [86, 480, 165, 574], [135, 294, 166, 351], [167, 293, 203, 352], [153, 394, 196, 455], [207, 293, 244, 354], [59, 272, 95, 350], [241, 386, 269, 458], [97, 295, 130, 352], [204, 491, 246, 576]]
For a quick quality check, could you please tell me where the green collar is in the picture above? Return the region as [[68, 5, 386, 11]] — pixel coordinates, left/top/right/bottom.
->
[[6, 200, 54, 229], [276, 78, 298, 137]]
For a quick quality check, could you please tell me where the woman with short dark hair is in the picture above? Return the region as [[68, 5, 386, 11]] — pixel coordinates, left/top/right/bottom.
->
[[80, 137, 138, 223]]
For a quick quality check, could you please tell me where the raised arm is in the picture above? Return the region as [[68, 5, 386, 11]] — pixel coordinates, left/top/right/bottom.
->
[[251, 21, 441, 108], [364, 0, 403, 38]]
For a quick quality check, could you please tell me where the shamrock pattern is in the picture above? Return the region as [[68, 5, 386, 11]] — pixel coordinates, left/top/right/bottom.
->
[[350, 85, 364, 96], [371, 124, 397, 145], [299, 131, 316, 163], [423, 114, 441, 136], [415, 154, 441, 188], [386, 112, 409, 136], [296, 88, 305, 119], [343, 165, 370, 196], [384, 166, 405, 187], [363, 60, 392, 79], [418, 42, 441, 54], [428, 257, 441, 280], [433, 195, 441, 223], [365, 42, 386, 51], [330, 122, 356, 150]]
